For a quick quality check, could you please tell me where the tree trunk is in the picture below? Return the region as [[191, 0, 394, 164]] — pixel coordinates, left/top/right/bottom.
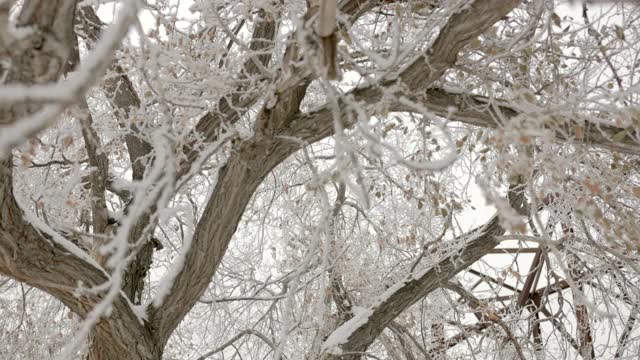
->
[[85, 317, 161, 360]]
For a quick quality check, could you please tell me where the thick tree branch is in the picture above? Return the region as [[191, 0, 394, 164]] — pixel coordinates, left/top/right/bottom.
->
[[397, 89, 640, 156], [185, 0, 390, 162], [0, 0, 77, 129], [0, 0, 140, 154], [320, 193, 522, 358], [0, 159, 158, 360], [77, 6, 152, 181], [68, 31, 111, 237], [399, 0, 520, 88], [151, 133, 302, 344], [151, 0, 522, 347], [185, 8, 279, 167], [295, 0, 640, 156], [0, 2, 161, 359]]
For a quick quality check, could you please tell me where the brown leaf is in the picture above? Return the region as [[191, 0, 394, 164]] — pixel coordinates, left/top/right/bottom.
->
[[614, 25, 625, 41], [574, 125, 584, 140], [486, 310, 500, 322], [584, 180, 601, 194], [551, 13, 561, 27], [62, 135, 74, 150], [20, 153, 31, 166]]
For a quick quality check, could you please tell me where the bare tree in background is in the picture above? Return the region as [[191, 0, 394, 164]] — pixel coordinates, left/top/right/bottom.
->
[[1, 0, 640, 359]]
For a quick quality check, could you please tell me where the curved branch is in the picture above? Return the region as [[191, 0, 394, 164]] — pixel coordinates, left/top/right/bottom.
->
[[320, 211, 513, 358], [150, 0, 522, 348], [0, 158, 158, 359]]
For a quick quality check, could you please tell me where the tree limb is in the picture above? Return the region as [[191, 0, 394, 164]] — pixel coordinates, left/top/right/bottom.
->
[[150, 0, 522, 348]]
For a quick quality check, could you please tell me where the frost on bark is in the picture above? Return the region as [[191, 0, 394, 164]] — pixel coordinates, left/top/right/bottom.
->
[[0, 1, 160, 359], [2, 0, 640, 359]]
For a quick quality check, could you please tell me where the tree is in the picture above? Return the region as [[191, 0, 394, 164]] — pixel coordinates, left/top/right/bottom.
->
[[1, 0, 640, 359]]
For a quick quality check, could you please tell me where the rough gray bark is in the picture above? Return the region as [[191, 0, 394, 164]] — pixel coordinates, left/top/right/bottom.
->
[[320, 183, 525, 359], [1, 157, 161, 360], [9, 0, 618, 359], [0, 1, 160, 359], [0, 0, 75, 127], [151, 0, 521, 350]]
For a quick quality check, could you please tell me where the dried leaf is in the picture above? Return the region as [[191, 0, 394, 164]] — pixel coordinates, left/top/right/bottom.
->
[[62, 135, 74, 149], [551, 13, 561, 27], [614, 25, 625, 41], [340, 29, 353, 45], [20, 153, 31, 166], [612, 130, 628, 142]]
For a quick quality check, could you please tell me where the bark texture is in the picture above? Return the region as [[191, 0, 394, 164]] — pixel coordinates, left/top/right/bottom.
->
[[1, 1, 580, 359]]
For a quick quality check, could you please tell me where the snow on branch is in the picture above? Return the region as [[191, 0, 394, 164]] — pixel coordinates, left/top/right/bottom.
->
[[0, 0, 143, 155]]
